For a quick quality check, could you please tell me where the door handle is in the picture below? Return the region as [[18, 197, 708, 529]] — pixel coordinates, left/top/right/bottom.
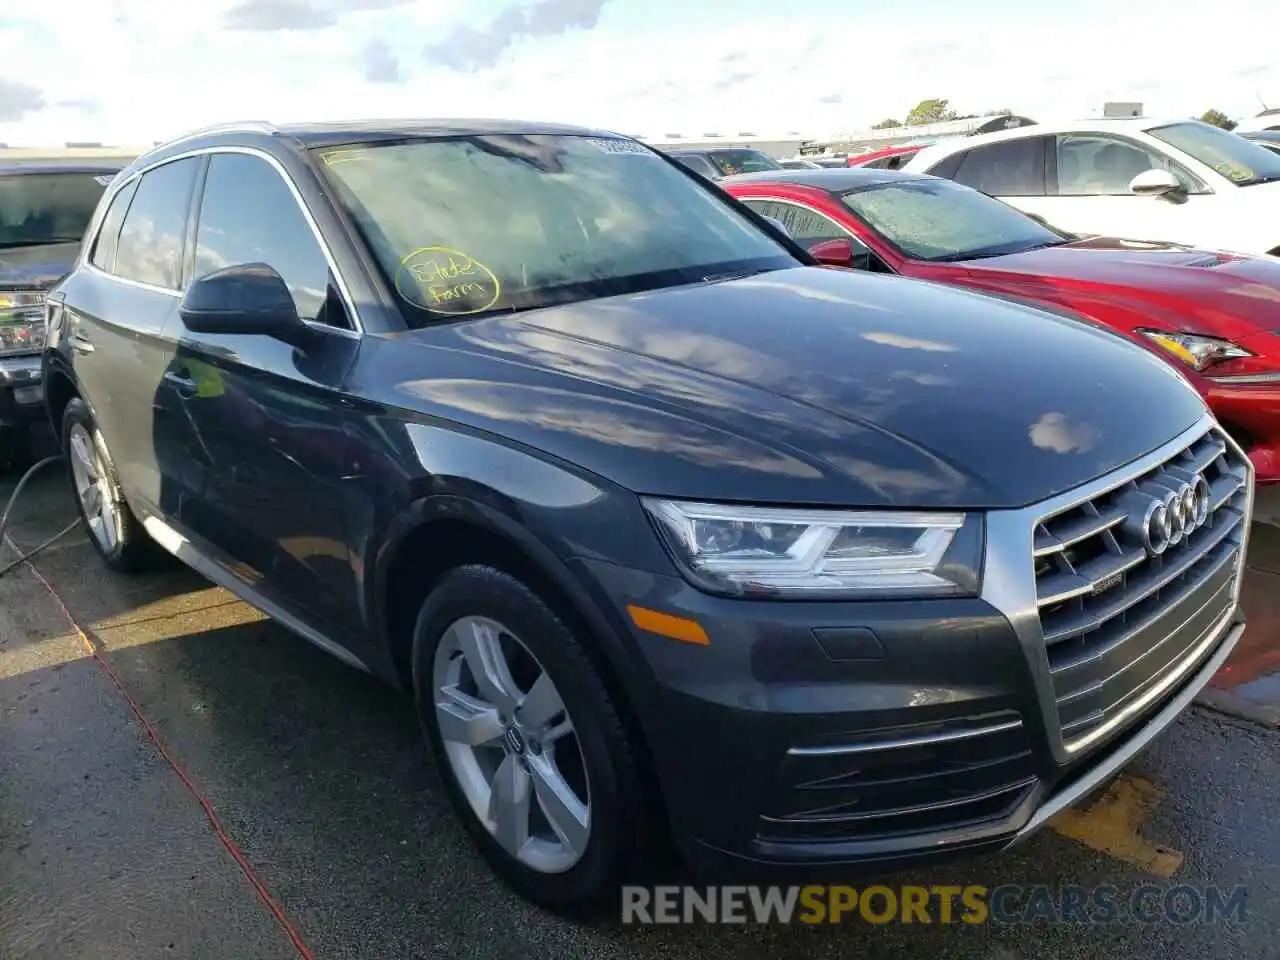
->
[[69, 332, 94, 354], [164, 370, 198, 398]]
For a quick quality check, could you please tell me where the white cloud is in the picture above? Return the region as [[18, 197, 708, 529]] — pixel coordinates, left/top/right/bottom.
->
[[0, 0, 1277, 147]]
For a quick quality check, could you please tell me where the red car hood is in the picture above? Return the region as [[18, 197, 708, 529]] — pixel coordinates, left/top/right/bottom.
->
[[957, 236, 1280, 336]]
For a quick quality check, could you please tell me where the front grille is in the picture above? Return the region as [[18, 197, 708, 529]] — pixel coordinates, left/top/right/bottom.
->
[[758, 712, 1037, 843], [1033, 425, 1250, 752]]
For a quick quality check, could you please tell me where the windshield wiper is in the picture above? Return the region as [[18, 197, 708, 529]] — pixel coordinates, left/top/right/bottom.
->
[[700, 266, 777, 283], [1240, 174, 1280, 186]]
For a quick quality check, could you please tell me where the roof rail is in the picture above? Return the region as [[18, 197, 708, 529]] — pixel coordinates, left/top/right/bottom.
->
[[153, 120, 278, 150]]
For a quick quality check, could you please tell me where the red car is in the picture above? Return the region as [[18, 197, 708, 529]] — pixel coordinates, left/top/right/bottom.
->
[[723, 166, 1280, 482], [846, 143, 931, 169]]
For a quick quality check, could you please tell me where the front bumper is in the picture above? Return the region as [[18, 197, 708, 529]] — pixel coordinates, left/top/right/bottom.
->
[[1201, 377, 1280, 483], [0, 354, 44, 428], [578, 415, 1252, 881]]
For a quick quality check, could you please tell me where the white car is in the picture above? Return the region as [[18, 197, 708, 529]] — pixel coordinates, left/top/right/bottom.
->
[[903, 117, 1280, 256]]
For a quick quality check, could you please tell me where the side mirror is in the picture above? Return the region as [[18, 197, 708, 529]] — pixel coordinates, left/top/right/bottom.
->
[[179, 263, 310, 345], [808, 237, 868, 269], [1129, 168, 1182, 197]]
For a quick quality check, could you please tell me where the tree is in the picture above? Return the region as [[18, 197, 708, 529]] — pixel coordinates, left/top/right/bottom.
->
[[871, 118, 902, 129], [905, 98, 957, 126], [1199, 109, 1237, 131]]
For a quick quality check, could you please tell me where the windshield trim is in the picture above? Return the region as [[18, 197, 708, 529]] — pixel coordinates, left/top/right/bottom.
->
[[838, 180, 1072, 263], [308, 134, 808, 328]]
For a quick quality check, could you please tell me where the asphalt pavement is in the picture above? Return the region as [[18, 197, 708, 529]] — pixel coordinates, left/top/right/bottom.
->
[[2, 452, 1279, 960]]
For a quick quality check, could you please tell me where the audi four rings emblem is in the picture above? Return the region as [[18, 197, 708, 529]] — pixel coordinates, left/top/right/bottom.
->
[[1139, 476, 1212, 556]]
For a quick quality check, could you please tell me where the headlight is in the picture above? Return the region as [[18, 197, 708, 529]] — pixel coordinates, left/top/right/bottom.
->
[[642, 498, 981, 599], [1136, 329, 1253, 372], [0, 290, 47, 357]]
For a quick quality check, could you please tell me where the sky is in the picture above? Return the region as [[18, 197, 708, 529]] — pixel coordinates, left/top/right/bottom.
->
[[0, 0, 1277, 146]]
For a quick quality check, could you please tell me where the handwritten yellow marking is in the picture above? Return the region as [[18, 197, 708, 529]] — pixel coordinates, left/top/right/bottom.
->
[[395, 245, 501, 315], [1048, 774, 1183, 878]]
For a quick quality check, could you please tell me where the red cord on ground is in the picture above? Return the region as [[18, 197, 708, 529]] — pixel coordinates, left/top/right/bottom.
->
[[8, 539, 317, 960]]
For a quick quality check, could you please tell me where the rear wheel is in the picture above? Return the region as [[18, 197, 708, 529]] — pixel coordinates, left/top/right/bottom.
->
[[62, 398, 155, 572], [411, 565, 659, 913]]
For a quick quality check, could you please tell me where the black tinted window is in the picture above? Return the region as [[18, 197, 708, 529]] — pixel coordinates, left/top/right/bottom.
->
[[195, 153, 335, 324], [952, 139, 1046, 196], [0, 172, 113, 248], [89, 178, 138, 271], [115, 159, 198, 289]]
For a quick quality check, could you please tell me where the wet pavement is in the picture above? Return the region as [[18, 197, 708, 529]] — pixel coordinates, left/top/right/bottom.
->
[[2, 457, 1279, 960]]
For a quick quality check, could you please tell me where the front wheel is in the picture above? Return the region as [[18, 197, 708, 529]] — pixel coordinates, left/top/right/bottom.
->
[[412, 565, 660, 913]]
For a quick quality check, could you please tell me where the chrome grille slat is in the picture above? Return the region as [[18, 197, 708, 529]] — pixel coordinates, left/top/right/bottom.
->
[[1058, 573, 1234, 700], [1050, 542, 1238, 676], [1034, 504, 1127, 557], [1031, 423, 1250, 752], [1043, 517, 1242, 646]]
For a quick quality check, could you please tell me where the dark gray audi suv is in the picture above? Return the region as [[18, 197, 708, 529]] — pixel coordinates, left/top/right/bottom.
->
[[41, 118, 1253, 911]]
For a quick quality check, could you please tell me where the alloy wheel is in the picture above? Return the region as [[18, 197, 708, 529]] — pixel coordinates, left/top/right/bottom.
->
[[68, 422, 117, 553], [432, 615, 591, 874]]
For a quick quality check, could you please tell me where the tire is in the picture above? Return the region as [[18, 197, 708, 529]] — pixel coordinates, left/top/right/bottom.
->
[[412, 565, 659, 914], [61, 398, 155, 572]]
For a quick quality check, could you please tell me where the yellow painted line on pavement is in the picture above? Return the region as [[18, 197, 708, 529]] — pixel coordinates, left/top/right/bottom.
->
[[1048, 774, 1184, 878]]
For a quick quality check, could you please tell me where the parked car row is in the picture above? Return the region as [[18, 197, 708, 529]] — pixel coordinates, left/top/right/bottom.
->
[[903, 117, 1280, 257], [38, 118, 1254, 914], [0, 163, 120, 469]]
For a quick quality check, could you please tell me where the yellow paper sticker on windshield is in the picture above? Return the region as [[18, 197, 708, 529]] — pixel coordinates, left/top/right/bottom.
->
[[395, 247, 501, 315], [320, 148, 371, 166]]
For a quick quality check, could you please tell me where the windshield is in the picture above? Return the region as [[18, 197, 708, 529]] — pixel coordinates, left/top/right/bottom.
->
[[705, 149, 783, 175], [315, 135, 795, 324], [840, 177, 1069, 261], [1146, 121, 1280, 186], [0, 172, 112, 247]]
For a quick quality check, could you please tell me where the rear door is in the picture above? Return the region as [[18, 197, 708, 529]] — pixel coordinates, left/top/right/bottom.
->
[[171, 150, 364, 639], [68, 157, 200, 510], [928, 136, 1055, 224]]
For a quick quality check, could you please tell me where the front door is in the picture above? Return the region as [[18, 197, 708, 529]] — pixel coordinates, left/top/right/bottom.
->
[[171, 150, 365, 642], [1027, 133, 1212, 246]]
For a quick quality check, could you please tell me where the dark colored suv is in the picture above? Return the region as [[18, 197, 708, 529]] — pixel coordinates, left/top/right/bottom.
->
[[0, 163, 119, 468], [43, 119, 1252, 912]]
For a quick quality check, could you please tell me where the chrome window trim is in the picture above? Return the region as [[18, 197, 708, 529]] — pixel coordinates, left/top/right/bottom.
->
[[978, 412, 1252, 765], [79, 145, 364, 339]]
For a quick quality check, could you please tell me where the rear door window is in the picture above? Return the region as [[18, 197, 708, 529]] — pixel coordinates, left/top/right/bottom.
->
[[739, 199, 852, 246], [88, 178, 138, 272], [113, 158, 200, 290], [951, 138, 1047, 196]]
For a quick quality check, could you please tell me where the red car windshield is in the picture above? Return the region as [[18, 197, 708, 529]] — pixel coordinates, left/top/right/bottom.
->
[[841, 177, 1070, 262]]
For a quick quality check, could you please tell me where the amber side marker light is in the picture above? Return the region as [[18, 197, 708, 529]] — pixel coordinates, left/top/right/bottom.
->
[[626, 605, 710, 645]]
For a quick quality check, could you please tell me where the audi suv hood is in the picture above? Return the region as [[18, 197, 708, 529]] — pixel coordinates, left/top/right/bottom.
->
[[373, 266, 1208, 509]]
